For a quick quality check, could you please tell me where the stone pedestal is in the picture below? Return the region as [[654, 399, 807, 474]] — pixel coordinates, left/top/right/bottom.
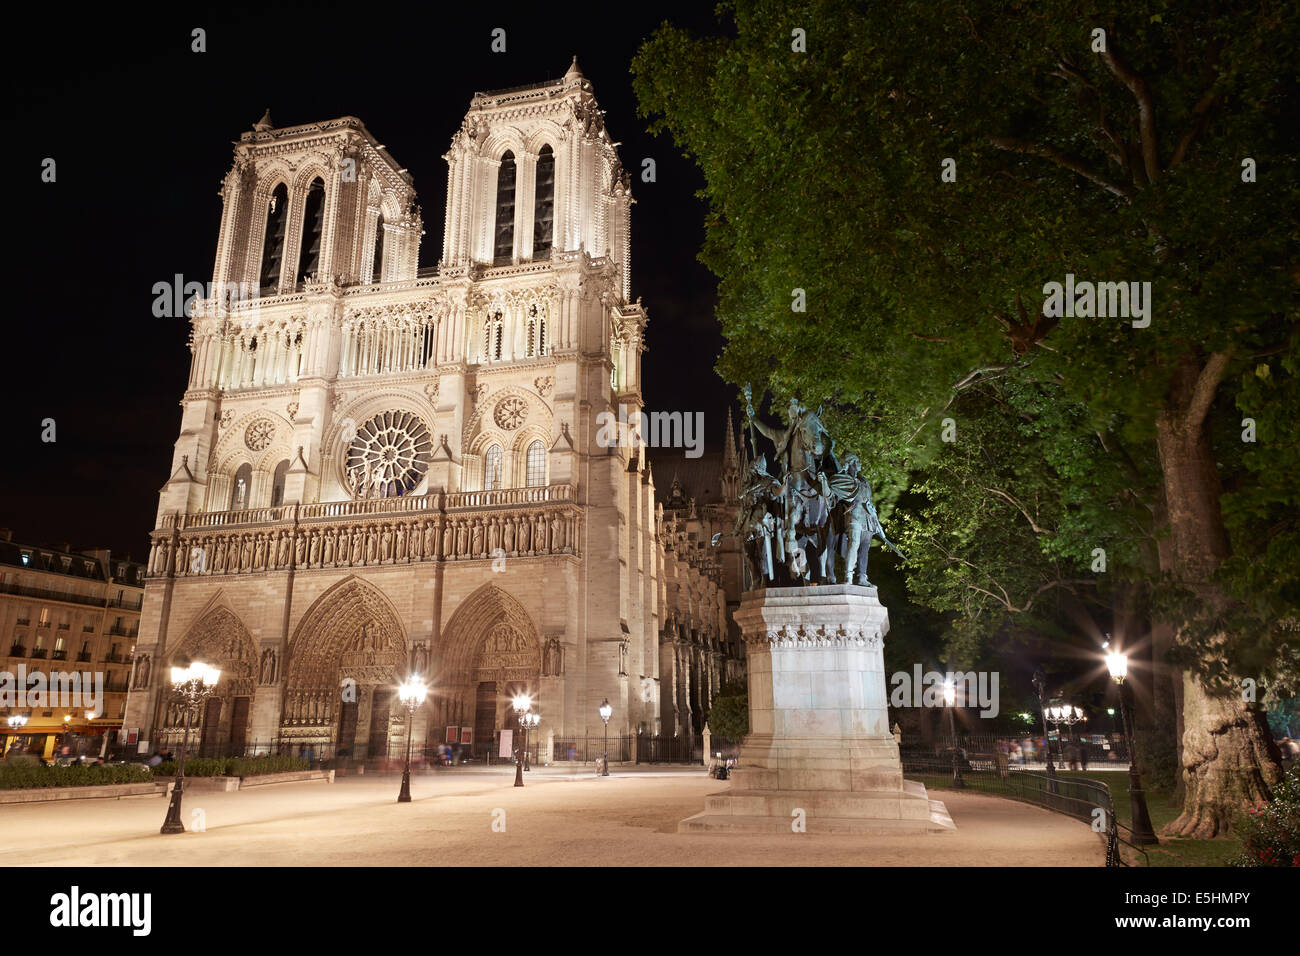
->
[[679, 585, 953, 834]]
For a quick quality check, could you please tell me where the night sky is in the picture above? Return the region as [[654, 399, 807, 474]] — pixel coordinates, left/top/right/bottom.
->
[[8, 2, 733, 560]]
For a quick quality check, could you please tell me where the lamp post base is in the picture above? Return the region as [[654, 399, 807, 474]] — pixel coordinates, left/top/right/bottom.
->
[[514, 755, 524, 787], [160, 781, 186, 835], [1127, 770, 1160, 845], [397, 768, 412, 803]]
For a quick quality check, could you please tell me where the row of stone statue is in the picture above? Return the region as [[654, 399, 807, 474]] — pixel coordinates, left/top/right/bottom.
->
[[148, 510, 582, 577], [738, 388, 904, 588]]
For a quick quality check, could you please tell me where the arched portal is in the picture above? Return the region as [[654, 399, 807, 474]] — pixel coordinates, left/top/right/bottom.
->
[[283, 576, 408, 759], [439, 585, 541, 756], [161, 605, 258, 757]]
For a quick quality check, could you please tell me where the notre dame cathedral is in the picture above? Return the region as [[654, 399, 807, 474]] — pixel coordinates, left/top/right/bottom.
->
[[123, 60, 745, 761]]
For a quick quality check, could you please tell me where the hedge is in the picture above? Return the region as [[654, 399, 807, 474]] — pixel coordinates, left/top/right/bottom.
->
[[152, 756, 310, 778], [0, 762, 154, 790]]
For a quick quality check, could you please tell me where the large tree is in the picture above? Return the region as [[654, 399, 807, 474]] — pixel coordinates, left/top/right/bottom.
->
[[634, 0, 1298, 834]]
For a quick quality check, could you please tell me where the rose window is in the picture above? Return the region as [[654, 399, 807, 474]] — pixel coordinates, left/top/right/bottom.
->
[[344, 410, 432, 498], [494, 396, 528, 430], [244, 419, 275, 451]]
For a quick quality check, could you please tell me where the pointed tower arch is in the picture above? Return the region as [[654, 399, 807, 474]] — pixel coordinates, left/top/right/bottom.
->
[[439, 584, 543, 755], [281, 576, 409, 754], [158, 602, 259, 756]]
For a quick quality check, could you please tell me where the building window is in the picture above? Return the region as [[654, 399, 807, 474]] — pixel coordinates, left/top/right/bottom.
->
[[231, 463, 253, 511], [526, 440, 546, 487], [533, 145, 554, 257], [259, 183, 289, 293], [38, 608, 50, 627], [493, 151, 516, 262], [298, 177, 326, 282], [482, 312, 504, 363], [371, 213, 385, 283], [484, 445, 503, 491], [271, 459, 290, 507], [526, 304, 547, 358]]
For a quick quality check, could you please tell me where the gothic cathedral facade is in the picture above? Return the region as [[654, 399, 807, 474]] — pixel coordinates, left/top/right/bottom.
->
[[123, 61, 742, 761]]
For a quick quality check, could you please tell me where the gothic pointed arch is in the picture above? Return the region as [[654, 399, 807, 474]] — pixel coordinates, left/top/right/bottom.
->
[[168, 602, 259, 698], [440, 584, 541, 686], [287, 575, 409, 689]]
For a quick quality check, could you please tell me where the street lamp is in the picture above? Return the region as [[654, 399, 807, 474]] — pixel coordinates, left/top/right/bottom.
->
[[1105, 648, 1159, 846], [943, 680, 965, 788], [598, 699, 612, 776], [511, 694, 531, 787], [1031, 670, 1056, 781], [1045, 704, 1087, 767], [160, 661, 221, 835], [521, 710, 540, 771], [396, 676, 427, 803], [6, 713, 27, 756]]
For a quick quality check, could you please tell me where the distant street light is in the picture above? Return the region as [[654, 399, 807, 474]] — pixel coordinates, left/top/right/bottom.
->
[[6, 713, 27, 756], [943, 680, 965, 788], [512, 694, 531, 787], [521, 710, 540, 771], [1031, 670, 1056, 782], [160, 661, 221, 835], [598, 699, 612, 776], [396, 677, 427, 803], [1105, 648, 1159, 846]]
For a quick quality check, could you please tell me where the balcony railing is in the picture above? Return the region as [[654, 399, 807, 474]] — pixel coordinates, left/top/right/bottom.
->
[[30, 649, 48, 659], [108, 595, 143, 610], [9, 645, 25, 657], [108, 626, 129, 636], [82, 624, 95, 632], [56, 623, 70, 630], [104, 653, 124, 663], [51, 649, 67, 661], [76, 652, 91, 662], [15, 618, 29, 626], [160, 484, 576, 533], [0, 581, 111, 610]]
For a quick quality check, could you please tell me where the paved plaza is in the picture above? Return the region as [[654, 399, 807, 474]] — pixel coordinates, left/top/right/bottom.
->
[[1, 768, 1104, 866]]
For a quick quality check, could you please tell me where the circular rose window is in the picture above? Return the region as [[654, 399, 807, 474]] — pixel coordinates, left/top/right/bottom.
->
[[344, 411, 432, 498], [244, 419, 275, 451], [494, 396, 528, 430]]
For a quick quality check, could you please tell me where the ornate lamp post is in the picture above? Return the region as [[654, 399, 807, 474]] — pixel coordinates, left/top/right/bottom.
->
[[396, 677, 427, 803], [521, 710, 540, 771], [1031, 670, 1056, 779], [511, 694, 531, 787], [1046, 704, 1087, 766], [598, 699, 612, 776], [6, 713, 28, 756], [1105, 648, 1159, 846], [942, 680, 965, 788], [160, 661, 221, 835]]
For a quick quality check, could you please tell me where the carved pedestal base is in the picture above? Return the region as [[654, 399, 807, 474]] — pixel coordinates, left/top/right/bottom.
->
[[679, 585, 953, 834]]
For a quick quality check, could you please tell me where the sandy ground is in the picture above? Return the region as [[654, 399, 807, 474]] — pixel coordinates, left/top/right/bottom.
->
[[0, 767, 1104, 866]]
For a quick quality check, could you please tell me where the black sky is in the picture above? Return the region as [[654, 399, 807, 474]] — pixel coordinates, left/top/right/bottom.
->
[[7, 2, 733, 559]]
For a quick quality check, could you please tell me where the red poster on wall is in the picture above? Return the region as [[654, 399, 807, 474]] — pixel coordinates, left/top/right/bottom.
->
[[445, 726, 458, 744], [460, 727, 473, 746]]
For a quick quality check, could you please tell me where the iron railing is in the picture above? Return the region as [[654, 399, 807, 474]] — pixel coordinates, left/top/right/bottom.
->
[[900, 754, 1148, 867]]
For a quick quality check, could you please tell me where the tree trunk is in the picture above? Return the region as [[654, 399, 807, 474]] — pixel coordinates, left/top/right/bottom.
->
[[1155, 358, 1282, 838]]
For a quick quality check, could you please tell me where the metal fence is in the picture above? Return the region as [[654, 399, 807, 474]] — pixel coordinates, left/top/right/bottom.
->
[[900, 754, 1148, 867], [928, 734, 1130, 765]]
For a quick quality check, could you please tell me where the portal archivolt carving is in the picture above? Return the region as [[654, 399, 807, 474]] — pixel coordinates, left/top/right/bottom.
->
[[168, 605, 258, 698], [441, 584, 541, 686], [282, 577, 408, 732]]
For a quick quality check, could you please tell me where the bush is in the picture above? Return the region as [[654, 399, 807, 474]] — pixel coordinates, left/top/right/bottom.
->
[[706, 686, 749, 743], [151, 756, 310, 778], [1234, 764, 1300, 867], [0, 762, 154, 790], [227, 756, 309, 776]]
